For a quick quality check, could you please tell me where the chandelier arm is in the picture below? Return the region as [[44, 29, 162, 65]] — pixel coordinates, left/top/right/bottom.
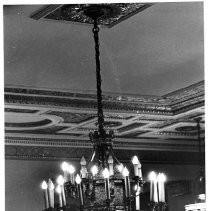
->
[[86, 147, 96, 167], [110, 147, 121, 165], [92, 18, 105, 136]]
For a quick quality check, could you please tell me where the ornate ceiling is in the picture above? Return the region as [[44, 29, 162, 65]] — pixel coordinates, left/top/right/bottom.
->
[[5, 81, 204, 164], [4, 3, 204, 164]]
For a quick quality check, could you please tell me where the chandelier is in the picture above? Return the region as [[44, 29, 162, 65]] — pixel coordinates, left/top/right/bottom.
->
[[37, 4, 167, 211]]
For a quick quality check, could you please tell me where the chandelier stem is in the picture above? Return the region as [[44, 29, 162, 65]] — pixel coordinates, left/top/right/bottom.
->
[[92, 18, 105, 136]]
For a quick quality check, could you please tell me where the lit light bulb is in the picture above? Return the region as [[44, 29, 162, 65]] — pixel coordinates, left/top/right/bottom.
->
[[162, 173, 166, 182], [80, 156, 86, 165], [61, 162, 69, 171], [122, 167, 129, 177], [198, 194, 206, 201], [103, 168, 110, 179], [132, 156, 139, 165], [91, 165, 98, 176], [75, 174, 82, 184], [68, 165, 75, 174], [117, 163, 124, 172], [57, 175, 65, 185], [149, 171, 157, 181], [56, 185, 62, 194], [108, 155, 113, 164], [48, 179, 55, 190], [157, 173, 166, 182], [41, 180, 48, 189]]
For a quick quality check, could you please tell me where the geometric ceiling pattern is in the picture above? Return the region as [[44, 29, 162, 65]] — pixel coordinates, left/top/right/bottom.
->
[[5, 81, 204, 163]]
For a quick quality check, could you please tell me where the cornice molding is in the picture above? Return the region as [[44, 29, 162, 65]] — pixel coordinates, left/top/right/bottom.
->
[[4, 81, 204, 115], [5, 144, 201, 165], [5, 136, 199, 153]]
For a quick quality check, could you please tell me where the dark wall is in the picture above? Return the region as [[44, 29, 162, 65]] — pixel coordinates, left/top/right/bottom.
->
[[5, 160, 199, 211]]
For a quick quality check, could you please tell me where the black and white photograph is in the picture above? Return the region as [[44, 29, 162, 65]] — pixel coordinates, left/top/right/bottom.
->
[[3, 1, 206, 211]]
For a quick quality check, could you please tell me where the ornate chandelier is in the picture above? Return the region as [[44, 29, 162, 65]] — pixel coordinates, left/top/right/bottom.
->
[[37, 4, 167, 211]]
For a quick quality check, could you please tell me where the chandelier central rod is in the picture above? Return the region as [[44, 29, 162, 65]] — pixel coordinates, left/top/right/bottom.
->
[[92, 18, 105, 135]]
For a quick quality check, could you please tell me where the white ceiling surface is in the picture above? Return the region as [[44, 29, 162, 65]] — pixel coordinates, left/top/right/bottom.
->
[[4, 2, 204, 96]]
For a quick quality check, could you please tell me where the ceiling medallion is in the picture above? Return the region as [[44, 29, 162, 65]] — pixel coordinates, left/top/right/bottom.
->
[[31, 3, 153, 27]]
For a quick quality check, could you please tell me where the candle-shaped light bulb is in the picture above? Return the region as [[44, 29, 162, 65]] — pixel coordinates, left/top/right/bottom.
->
[[48, 179, 55, 208], [117, 163, 124, 172], [75, 174, 84, 205], [123, 167, 130, 197], [75, 174, 82, 184], [157, 173, 166, 182], [108, 155, 114, 176], [132, 156, 139, 176], [108, 155, 113, 163], [41, 180, 49, 209], [80, 156, 86, 165], [91, 165, 98, 177], [157, 173, 166, 202], [149, 171, 158, 202], [80, 157, 87, 178], [61, 162, 69, 182], [57, 175, 64, 185], [138, 162, 142, 178], [41, 180, 48, 189], [68, 165, 75, 174], [48, 179, 55, 190], [56, 185, 61, 193], [149, 171, 157, 181], [56, 175, 66, 206], [56, 184, 63, 208], [103, 168, 110, 200], [61, 162, 69, 171], [132, 156, 139, 165], [103, 168, 110, 179], [68, 164, 76, 184], [122, 167, 129, 177]]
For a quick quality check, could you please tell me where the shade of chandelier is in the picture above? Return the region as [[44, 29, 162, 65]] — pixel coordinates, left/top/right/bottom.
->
[[39, 4, 167, 211]]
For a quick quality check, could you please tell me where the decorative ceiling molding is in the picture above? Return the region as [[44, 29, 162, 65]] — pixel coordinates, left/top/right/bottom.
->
[[4, 81, 205, 163], [4, 80, 204, 115], [5, 136, 199, 152], [5, 144, 201, 165]]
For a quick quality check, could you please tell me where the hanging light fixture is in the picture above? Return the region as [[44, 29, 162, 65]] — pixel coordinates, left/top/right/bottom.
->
[[34, 3, 167, 211]]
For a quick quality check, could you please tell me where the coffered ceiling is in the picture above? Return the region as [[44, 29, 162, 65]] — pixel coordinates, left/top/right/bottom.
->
[[4, 2, 204, 164]]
